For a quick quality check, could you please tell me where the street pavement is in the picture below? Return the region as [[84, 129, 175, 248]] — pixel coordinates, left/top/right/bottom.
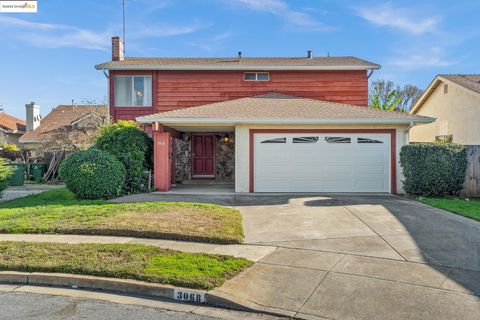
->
[[0, 287, 283, 320]]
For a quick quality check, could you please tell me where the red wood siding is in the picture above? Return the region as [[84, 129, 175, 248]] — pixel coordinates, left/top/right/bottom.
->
[[111, 69, 368, 121]]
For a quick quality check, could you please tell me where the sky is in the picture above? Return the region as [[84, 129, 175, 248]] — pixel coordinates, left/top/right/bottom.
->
[[0, 0, 479, 119]]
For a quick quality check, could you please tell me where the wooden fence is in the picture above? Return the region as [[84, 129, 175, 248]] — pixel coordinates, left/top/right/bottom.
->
[[461, 145, 480, 197]]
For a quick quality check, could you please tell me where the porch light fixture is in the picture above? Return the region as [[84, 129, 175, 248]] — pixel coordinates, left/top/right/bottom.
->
[[223, 136, 230, 143]]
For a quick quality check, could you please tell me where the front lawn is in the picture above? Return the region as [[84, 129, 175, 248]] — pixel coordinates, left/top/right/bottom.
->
[[419, 197, 480, 222], [0, 241, 252, 290], [0, 188, 243, 244]]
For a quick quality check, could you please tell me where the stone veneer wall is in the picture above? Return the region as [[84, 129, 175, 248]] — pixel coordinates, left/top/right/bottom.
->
[[175, 134, 192, 183], [215, 133, 235, 181], [174, 133, 235, 183]]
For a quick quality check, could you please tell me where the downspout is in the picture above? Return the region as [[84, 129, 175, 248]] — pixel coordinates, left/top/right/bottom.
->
[[101, 68, 110, 121], [367, 69, 374, 79], [404, 122, 415, 145]]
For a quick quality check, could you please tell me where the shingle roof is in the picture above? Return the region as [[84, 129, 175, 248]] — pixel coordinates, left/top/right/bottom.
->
[[0, 113, 26, 132], [440, 74, 480, 95], [19, 105, 107, 143], [137, 93, 433, 124], [410, 74, 480, 114], [96, 56, 380, 71]]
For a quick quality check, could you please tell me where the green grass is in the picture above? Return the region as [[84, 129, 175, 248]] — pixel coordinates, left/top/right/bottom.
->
[[0, 241, 252, 289], [418, 197, 480, 222], [0, 188, 244, 244]]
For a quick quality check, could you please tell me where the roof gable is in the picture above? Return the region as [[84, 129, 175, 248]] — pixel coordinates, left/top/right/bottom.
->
[[19, 105, 107, 143], [411, 74, 480, 114], [0, 113, 26, 133]]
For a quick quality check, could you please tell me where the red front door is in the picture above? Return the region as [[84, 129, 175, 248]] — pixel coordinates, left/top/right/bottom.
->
[[192, 134, 215, 178]]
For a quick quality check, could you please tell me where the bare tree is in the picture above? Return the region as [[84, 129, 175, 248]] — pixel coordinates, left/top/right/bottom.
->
[[42, 108, 108, 151], [369, 79, 423, 112]]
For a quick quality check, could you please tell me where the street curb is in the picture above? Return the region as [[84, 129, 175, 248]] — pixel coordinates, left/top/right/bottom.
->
[[0, 271, 291, 318], [0, 271, 193, 301]]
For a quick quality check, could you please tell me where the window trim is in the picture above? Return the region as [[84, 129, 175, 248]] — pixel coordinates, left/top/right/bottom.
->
[[114, 75, 153, 107], [243, 72, 270, 82]]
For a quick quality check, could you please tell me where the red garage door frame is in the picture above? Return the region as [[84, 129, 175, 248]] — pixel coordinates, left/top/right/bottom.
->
[[249, 129, 397, 193]]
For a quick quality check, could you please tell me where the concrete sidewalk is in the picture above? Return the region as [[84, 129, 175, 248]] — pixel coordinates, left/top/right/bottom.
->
[[0, 184, 63, 202], [0, 234, 276, 262]]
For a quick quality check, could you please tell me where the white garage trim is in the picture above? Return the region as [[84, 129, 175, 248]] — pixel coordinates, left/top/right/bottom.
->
[[249, 129, 397, 193]]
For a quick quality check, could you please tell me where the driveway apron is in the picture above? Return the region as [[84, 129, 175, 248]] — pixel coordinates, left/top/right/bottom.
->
[[213, 194, 480, 319]]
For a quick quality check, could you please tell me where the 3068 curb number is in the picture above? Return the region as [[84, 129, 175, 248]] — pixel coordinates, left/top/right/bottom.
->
[[173, 289, 206, 303]]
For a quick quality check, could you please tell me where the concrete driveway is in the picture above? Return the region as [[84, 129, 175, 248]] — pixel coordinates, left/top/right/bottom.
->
[[212, 194, 480, 319]]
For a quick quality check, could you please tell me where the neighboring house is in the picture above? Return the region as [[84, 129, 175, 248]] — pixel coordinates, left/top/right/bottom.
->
[[0, 112, 26, 146], [95, 36, 434, 194], [19, 104, 108, 151], [409, 74, 480, 145]]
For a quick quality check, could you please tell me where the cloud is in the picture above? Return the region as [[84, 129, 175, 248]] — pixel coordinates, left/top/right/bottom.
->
[[130, 20, 211, 39], [0, 16, 58, 30], [186, 31, 234, 51], [229, 0, 334, 31], [0, 16, 208, 51], [0, 16, 108, 50], [388, 47, 460, 68], [354, 3, 439, 35]]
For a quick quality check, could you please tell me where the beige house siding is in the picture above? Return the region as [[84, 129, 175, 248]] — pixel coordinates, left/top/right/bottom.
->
[[410, 82, 480, 145], [235, 124, 409, 194]]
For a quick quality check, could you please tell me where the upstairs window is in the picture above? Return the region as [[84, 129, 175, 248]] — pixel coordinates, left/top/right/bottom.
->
[[115, 76, 152, 107], [244, 72, 269, 81]]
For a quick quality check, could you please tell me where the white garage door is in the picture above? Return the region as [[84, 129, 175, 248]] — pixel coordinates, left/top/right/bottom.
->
[[254, 133, 391, 193]]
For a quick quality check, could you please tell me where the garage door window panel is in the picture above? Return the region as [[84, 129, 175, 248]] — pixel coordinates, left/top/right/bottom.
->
[[260, 137, 286, 144], [358, 137, 383, 144], [325, 137, 351, 143], [293, 137, 319, 143]]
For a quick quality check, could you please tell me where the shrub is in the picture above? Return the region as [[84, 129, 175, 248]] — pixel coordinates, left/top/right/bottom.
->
[[0, 158, 12, 195], [95, 121, 152, 193], [0, 142, 19, 151], [59, 149, 126, 199], [400, 143, 467, 196]]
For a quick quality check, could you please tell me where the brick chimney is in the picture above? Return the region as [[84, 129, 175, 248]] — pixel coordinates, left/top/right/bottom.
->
[[25, 102, 41, 131], [112, 36, 124, 61]]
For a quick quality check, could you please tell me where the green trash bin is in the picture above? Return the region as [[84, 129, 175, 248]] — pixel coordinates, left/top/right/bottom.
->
[[7, 163, 26, 186], [30, 163, 48, 182]]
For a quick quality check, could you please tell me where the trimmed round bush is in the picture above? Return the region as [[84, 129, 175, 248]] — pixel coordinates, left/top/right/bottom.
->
[[95, 121, 152, 193], [400, 143, 467, 196], [0, 158, 12, 195], [59, 149, 126, 199]]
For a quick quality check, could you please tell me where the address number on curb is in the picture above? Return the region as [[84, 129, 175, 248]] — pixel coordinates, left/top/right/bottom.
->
[[173, 289, 206, 303]]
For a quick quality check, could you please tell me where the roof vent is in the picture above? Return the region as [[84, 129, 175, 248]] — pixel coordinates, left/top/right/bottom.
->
[[238, 51, 242, 60], [307, 50, 312, 59]]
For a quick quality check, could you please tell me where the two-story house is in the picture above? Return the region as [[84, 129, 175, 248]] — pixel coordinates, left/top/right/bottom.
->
[[96, 36, 433, 193]]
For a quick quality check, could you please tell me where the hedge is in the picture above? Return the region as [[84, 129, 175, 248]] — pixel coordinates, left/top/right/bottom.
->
[[59, 148, 126, 199], [0, 158, 12, 195], [400, 143, 467, 196], [95, 121, 152, 194]]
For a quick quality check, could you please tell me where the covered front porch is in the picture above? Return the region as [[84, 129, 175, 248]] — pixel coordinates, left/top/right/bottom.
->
[[151, 122, 235, 192]]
